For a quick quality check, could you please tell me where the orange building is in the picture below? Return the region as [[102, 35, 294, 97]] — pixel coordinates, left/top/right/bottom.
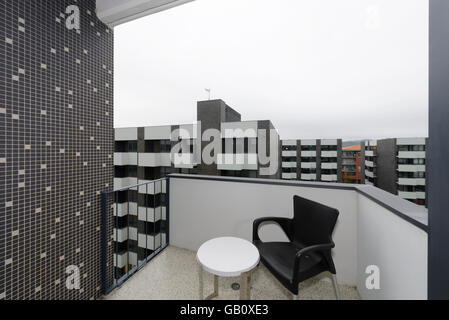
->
[[342, 145, 362, 184]]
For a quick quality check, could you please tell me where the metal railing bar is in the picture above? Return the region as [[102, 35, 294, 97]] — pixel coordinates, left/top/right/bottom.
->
[[104, 242, 169, 295], [114, 192, 119, 283], [126, 190, 130, 277], [146, 182, 148, 261], [103, 178, 167, 194], [166, 178, 170, 245], [159, 179, 163, 248], [153, 181, 156, 253], [103, 178, 170, 295]]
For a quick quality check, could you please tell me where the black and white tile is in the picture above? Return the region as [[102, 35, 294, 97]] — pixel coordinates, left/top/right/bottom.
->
[[0, 0, 114, 300]]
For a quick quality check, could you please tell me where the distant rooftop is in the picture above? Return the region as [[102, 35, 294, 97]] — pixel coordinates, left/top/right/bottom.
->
[[343, 145, 361, 151]]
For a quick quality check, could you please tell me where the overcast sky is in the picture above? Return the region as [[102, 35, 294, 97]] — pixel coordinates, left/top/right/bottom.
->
[[114, 0, 428, 140]]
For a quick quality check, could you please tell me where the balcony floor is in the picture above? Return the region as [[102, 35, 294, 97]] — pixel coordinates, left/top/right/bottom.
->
[[104, 246, 360, 300]]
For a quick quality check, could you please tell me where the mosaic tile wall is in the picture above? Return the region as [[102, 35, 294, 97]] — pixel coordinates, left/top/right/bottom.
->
[[0, 0, 114, 300]]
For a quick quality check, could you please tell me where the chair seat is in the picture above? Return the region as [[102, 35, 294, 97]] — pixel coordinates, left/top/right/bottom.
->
[[254, 241, 324, 294]]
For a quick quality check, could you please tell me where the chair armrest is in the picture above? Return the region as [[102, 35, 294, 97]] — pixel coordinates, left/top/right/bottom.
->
[[292, 242, 335, 282], [297, 242, 335, 256], [252, 217, 293, 242]]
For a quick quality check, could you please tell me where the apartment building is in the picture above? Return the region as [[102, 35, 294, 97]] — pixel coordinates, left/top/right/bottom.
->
[[362, 138, 427, 206], [281, 139, 343, 182], [280, 140, 298, 180], [197, 100, 280, 179], [342, 145, 364, 184], [113, 100, 280, 276], [364, 140, 377, 186], [114, 125, 192, 276]]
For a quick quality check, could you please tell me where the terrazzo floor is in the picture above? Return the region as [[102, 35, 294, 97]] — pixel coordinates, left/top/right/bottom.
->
[[104, 246, 360, 300]]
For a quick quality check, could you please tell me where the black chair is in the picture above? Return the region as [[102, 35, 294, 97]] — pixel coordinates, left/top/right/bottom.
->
[[252, 195, 340, 299]]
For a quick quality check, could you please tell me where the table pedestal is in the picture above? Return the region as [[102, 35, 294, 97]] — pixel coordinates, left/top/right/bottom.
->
[[198, 265, 254, 300]]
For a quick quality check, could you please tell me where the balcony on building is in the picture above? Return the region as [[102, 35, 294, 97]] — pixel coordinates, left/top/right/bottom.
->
[[102, 174, 428, 300]]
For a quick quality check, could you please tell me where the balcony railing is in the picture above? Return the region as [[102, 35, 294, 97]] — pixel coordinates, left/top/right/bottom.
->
[[101, 178, 169, 294]]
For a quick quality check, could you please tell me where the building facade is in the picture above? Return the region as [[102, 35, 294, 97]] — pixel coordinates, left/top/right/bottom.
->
[[363, 140, 377, 186], [113, 100, 281, 276], [342, 145, 364, 184], [362, 138, 427, 206], [281, 139, 343, 182]]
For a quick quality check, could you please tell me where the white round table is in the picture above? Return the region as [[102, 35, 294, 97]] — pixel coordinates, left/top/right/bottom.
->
[[197, 237, 260, 300]]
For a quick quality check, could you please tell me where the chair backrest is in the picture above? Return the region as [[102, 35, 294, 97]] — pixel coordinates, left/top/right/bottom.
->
[[292, 195, 339, 246]]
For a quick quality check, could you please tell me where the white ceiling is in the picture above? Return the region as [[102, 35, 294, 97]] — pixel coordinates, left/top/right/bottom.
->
[[97, 0, 195, 27]]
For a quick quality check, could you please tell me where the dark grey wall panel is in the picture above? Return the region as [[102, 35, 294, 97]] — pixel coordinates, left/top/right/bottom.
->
[[0, 0, 113, 300], [337, 139, 343, 182], [197, 100, 224, 176], [429, 0, 449, 300], [360, 141, 366, 184], [316, 140, 322, 180], [376, 139, 397, 195], [296, 140, 301, 180]]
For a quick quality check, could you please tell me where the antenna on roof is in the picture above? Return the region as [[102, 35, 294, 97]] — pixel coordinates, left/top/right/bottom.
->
[[205, 88, 211, 100]]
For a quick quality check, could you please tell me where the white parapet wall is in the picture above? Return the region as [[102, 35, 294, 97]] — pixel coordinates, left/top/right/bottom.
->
[[356, 194, 427, 299], [170, 177, 359, 286], [169, 175, 428, 299]]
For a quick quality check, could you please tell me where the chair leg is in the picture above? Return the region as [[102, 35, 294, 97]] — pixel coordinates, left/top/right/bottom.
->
[[292, 284, 299, 300], [331, 274, 341, 300]]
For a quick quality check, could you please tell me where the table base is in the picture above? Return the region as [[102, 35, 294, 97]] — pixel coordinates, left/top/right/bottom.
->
[[198, 264, 253, 300]]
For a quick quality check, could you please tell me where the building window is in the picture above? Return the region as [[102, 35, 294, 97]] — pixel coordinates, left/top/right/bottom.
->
[[301, 168, 317, 174], [398, 145, 425, 152], [248, 138, 258, 153], [128, 141, 137, 152], [321, 145, 337, 151], [301, 145, 316, 151], [115, 140, 137, 152], [115, 166, 138, 178], [398, 158, 426, 165], [160, 140, 171, 153], [282, 145, 296, 151]]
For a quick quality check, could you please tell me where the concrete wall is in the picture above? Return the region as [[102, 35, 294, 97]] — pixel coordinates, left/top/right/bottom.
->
[[357, 194, 427, 299]]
